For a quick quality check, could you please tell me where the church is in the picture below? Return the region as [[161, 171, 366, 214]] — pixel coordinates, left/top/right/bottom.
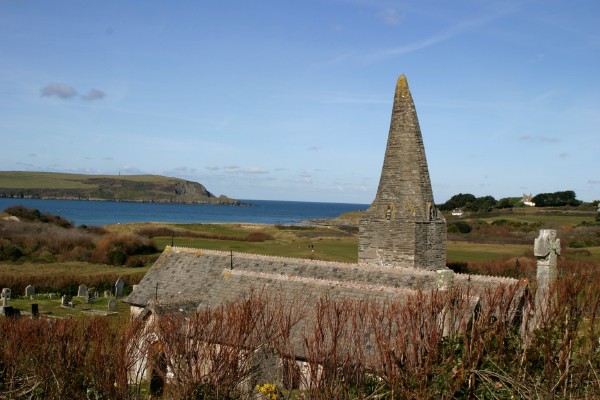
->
[[125, 75, 526, 390]]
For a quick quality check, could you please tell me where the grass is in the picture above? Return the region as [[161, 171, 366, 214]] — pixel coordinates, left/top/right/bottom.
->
[[0, 171, 176, 189], [0, 261, 150, 277], [8, 294, 131, 318], [447, 241, 530, 262]]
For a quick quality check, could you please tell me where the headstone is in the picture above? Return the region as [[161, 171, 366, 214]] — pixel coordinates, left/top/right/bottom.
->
[[104, 290, 112, 298], [1, 288, 11, 307], [107, 298, 117, 311], [115, 277, 125, 298], [132, 285, 138, 292], [436, 269, 454, 291], [31, 303, 39, 318], [61, 294, 72, 307], [533, 229, 561, 330], [77, 284, 88, 298], [25, 285, 35, 298]]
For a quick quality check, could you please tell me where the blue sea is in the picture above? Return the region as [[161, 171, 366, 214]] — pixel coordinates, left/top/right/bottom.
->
[[0, 198, 368, 226]]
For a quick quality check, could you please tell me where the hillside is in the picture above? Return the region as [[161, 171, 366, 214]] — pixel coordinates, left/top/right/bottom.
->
[[0, 171, 241, 205]]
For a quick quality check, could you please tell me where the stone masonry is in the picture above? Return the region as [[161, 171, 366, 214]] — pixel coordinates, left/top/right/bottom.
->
[[359, 75, 446, 270]]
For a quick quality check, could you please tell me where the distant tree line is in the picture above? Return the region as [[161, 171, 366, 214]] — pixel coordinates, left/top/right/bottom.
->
[[439, 190, 582, 213]]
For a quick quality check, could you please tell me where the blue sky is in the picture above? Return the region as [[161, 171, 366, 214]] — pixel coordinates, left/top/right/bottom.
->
[[1, 1, 598, 204]]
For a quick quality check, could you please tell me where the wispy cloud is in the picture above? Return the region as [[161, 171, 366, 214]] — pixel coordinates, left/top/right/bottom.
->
[[41, 83, 77, 99], [378, 8, 403, 25], [307, 146, 321, 151], [358, 7, 514, 64], [588, 180, 600, 184], [206, 165, 220, 171], [81, 89, 105, 101], [223, 165, 269, 174], [558, 152, 568, 158], [519, 134, 561, 143]]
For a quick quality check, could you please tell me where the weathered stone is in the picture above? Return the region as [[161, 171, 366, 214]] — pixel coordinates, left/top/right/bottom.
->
[[61, 294, 72, 307], [25, 285, 35, 298], [436, 269, 454, 290], [359, 75, 446, 270], [533, 229, 560, 329], [107, 298, 117, 311], [77, 284, 88, 298], [1, 288, 11, 307], [104, 290, 112, 298], [115, 277, 125, 298]]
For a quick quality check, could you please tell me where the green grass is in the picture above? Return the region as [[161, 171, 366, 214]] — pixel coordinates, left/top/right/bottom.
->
[[0, 171, 176, 189], [447, 241, 530, 262], [0, 261, 150, 277], [478, 214, 593, 228], [8, 295, 131, 318]]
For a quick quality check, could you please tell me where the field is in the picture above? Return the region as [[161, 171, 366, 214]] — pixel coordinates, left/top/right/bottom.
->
[[0, 171, 175, 189]]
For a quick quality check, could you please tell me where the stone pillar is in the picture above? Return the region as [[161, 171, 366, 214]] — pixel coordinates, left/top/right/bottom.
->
[[1, 288, 11, 307], [436, 269, 454, 290], [436, 269, 455, 336], [533, 229, 560, 329]]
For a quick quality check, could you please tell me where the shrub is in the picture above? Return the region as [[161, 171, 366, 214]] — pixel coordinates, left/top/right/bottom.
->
[[245, 232, 275, 242], [447, 221, 472, 233]]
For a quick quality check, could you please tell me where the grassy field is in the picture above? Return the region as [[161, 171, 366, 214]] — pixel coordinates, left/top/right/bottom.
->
[[0, 261, 150, 277], [8, 295, 131, 318], [0, 171, 176, 189]]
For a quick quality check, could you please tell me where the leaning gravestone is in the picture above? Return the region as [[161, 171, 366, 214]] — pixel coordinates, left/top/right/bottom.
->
[[107, 298, 117, 311], [115, 277, 125, 298], [25, 285, 35, 298], [104, 290, 112, 298], [77, 284, 88, 298]]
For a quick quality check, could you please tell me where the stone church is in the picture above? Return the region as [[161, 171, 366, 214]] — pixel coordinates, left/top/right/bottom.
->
[[125, 75, 525, 387]]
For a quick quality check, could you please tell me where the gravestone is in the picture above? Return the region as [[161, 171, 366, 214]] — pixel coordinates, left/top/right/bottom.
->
[[77, 284, 88, 298], [61, 294, 72, 307], [533, 229, 560, 330], [31, 303, 39, 318], [1, 288, 11, 307], [25, 285, 35, 298], [104, 290, 112, 298], [107, 298, 117, 311], [115, 277, 125, 298]]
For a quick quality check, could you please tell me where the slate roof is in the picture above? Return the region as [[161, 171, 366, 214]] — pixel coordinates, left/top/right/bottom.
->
[[126, 246, 521, 309]]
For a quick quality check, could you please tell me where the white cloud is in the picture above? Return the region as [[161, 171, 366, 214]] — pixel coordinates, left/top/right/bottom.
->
[[519, 134, 560, 143]]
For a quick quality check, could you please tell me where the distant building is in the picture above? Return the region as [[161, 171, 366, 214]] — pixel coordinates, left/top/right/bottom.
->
[[451, 209, 464, 217], [522, 194, 536, 207]]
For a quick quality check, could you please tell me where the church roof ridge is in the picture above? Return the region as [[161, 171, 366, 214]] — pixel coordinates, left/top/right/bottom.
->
[[167, 245, 442, 277]]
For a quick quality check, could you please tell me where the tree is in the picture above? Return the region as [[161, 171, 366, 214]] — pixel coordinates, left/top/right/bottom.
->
[[532, 191, 581, 207]]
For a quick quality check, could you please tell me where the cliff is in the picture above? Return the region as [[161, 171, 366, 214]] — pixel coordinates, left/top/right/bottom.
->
[[0, 172, 241, 205]]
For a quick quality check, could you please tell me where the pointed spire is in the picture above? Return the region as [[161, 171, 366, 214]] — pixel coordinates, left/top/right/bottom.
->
[[374, 73, 434, 220], [359, 74, 446, 269]]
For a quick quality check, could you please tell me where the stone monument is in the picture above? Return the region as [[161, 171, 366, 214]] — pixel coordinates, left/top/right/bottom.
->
[[359, 74, 446, 270], [25, 285, 35, 298], [115, 277, 125, 298], [77, 284, 88, 298], [533, 229, 560, 329]]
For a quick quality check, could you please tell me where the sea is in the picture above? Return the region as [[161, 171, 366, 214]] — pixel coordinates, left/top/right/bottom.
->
[[0, 198, 368, 227]]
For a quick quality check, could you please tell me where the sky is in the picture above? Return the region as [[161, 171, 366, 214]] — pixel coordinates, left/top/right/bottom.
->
[[0, 1, 598, 204]]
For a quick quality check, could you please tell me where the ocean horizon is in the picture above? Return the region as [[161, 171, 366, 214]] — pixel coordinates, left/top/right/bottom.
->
[[0, 198, 369, 226]]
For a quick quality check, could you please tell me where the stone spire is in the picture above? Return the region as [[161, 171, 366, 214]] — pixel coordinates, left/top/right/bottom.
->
[[359, 74, 446, 270]]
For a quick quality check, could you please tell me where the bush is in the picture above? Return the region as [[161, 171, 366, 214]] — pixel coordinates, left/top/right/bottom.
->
[[245, 232, 275, 242], [447, 221, 472, 233]]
